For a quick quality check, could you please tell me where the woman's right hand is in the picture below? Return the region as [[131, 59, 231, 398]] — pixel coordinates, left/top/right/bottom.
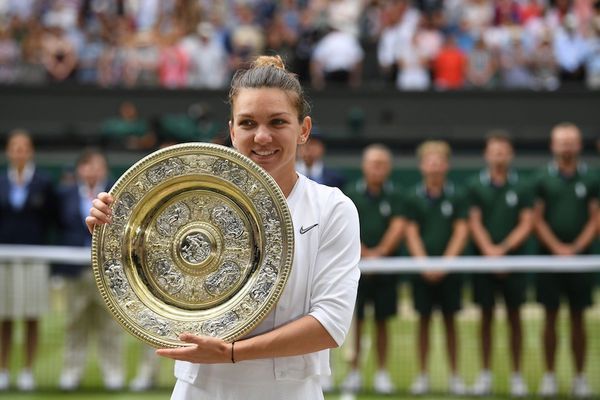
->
[[85, 192, 114, 234]]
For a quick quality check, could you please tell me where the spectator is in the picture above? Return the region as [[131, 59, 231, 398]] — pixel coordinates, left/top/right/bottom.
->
[[157, 33, 189, 89], [100, 101, 156, 151], [533, 122, 598, 398], [467, 132, 533, 397], [180, 22, 229, 89], [0, 21, 20, 84], [433, 34, 467, 89], [396, 33, 431, 90], [229, 4, 265, 70], [341, 144, 405, 395], [41, 26, 78, 83], [584, 20, 600, 89], [531, 34, 560, 90], [553, 15, 590, 83], [296, 130, 346, 188], [56, 149, 124, 391], [17, 20, 47, 85], [405, 140, 469, 396], [294, 7, 322, 83], [121, 30, 160, 88], [0, 130, 55, 391], [499, 34, 534, 89], [310, 24, 364, 89], [76, 28, 106, 85], [466, 34, 497, 88]]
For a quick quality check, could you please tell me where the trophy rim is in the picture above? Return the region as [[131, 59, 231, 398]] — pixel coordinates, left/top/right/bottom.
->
[[91, 142, 294, 348]]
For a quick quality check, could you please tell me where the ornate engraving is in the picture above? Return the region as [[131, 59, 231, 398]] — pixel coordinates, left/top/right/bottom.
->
[[153, 259, 184, 295], [146, 157, 184, 184], [180, 232, 212, 264], [104, 259, 128, 298], [113, 192, 136, 221], [211, 206, 244, 238], [156, 202, 191, 236], [139, 310, 171, 336], [201, 311, 239, 337], [204, 261, 242, 296]]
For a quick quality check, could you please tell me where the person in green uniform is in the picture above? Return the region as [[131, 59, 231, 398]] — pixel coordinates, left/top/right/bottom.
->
[[534, 122, 598, 398], [341, 144, 405, 394], [405, 141, 469, 396], [467, 132, 533, 397]]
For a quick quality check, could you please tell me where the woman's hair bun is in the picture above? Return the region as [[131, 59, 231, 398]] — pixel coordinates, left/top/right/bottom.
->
[[252, 55, 286, 70]]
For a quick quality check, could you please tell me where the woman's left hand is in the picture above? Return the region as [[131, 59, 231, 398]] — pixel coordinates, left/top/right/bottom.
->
[[156, 333, 232, 364]]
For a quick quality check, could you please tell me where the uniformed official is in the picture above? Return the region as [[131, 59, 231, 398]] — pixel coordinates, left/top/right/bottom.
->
[[466, 132, 533, 397], [404, 141, 469, 396], [533, 122, 598, 398], [341, 144, 405, 395]]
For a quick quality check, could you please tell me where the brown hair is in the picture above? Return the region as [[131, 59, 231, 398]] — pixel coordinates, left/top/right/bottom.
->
[[228, 55, 310, 122], [485, 129, 513, 147], [6, 129, 34, 149]]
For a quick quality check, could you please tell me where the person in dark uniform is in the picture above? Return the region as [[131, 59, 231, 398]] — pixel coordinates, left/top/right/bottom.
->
[[0, 130, 55, 391], [296, 130, 346, 189], [56, 149, 124, 391], [341, 144, 405, 394], [533, 122, 598, 398], [467, 132, 533, 397], [405, 140, 469, 396]]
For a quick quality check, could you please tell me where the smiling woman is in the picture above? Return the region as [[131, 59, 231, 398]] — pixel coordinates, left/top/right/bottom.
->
[[85, 55, 361, 400]]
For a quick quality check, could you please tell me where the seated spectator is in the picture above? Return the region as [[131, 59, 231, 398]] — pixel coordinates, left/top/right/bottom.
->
[[310, 24, 364, 89], [553, 15, 589, 82], [466, 34, 498, 89], [499, 34, 534, 89], [157, 33, 189, 89], [180, 22, 229, 89], [584, 21, 600, 89], [76, 28, 105, 85], [229, 4, 265, 71], [0, 22, 20, 84], [17, 20, 47, 85], [122, 30, 160, 88], [41, 26, 78, 83], [396, 33, 431, 90], [531, 34, 560, 90], [433, 34, 467, 89], [100, 101, 156, 151]]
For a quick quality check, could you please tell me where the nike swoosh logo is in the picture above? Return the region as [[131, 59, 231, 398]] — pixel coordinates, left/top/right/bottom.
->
[[299, 223, 318, 234]]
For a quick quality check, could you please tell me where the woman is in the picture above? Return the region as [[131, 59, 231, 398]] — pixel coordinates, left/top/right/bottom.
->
[[0, 130, 55, 391], [85, 55, 361, 399]]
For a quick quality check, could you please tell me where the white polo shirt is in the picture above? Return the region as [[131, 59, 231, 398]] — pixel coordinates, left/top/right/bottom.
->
[[173, 174, 361, 399]]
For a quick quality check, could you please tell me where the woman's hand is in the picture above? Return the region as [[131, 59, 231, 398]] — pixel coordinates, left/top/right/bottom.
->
[[156, 333, 232, 364], [85, 192, 114, 234]]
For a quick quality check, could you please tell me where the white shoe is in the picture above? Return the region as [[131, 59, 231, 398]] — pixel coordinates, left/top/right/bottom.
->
[[538, 373, 558, 397], [104, 372, 124, 391], [16, 369, 35, 391], [449, 375, 466, 396], [373, 369, 395, 394], [341, 369, 362, 393], [129, 374, 153, 392], [572, 374, 591, 398], [0, 370, 9, 391], [471, 370, 492, 396], [410, 374, 429, 395], [59, 370, 80, 391], [510, 373, 528, 397], [319, 374, 334, 393]]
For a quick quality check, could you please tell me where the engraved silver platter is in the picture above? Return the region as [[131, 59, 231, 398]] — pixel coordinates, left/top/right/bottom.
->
[[91, 143, 294, 348]]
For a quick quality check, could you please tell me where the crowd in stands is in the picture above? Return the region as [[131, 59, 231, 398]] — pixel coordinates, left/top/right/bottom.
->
[[0, 0, 599, 90]]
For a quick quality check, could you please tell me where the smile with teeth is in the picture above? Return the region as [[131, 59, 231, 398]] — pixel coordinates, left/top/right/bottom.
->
[[253, 149, 277, 156]]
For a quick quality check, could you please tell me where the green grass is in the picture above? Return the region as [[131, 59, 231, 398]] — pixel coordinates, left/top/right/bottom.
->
[[2, 284, 600, 399]]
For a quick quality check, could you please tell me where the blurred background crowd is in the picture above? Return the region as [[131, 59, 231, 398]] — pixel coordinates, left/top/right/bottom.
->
[[0, 0, 600, 91]]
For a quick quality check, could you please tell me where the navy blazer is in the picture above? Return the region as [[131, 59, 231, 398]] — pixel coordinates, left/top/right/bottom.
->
[[312, 166, 347, 189], [55, 181, 112, 276], [0, 168, 55, 245]]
